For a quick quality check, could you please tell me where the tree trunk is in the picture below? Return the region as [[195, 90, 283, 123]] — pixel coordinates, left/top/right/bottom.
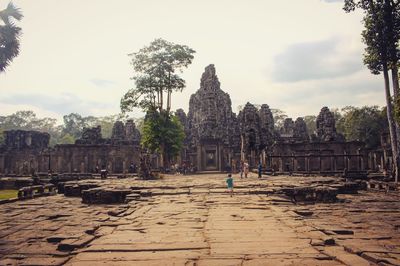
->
[[391, 68, 400, 182], [159, 144, 164, 170], [159, 89, 164, 112], [166, 90, 171, 113], [384, 65, 399, 182], [392, 67, 399, 95]]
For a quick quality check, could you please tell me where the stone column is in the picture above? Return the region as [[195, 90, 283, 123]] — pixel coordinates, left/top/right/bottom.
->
[[319, 156, 322, 173], [197, 145, 202, 172], [80, 162, 84, 173], [333, 156, 337, 172], [305, 157, 309, 173], [292, 155, 295, 172], [84, 156, 88, 173]]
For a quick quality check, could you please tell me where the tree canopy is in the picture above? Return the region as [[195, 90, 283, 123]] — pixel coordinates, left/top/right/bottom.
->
[[121, 39, 195, 167], [344, 0, 400, 182], [0, 2, 23, 72], [0, 111, 125, 146], [121, 38, 196, 114], [336, 106, 388, 149], [141, 111, 185, 164]]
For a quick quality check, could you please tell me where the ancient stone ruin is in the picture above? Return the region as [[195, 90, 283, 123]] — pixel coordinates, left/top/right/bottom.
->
[[0, 121, 141, 175], [0, 64, 383, 177], [177, 64, 369, 175]]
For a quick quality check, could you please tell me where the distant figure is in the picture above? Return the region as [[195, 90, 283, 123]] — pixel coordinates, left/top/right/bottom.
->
[[100, 169, 108, 179], [258, 162, 262, 179], [240, 160, 244, 178], [226, 173, 234, 197], [95, 165, 99, 173], [129, 163, 134, 173], [244, 161, 249, 178], [133, 164, 137, 173], [182, 162, 187, 175]]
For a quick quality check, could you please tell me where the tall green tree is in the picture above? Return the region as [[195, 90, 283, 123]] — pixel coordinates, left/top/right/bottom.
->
[[337, 106, 388, 149], [344, 0, 400, 182], [121, 38, 195, 114], [141, 111, 185, 166], [271, 108, 288, 129], [303, 115, 317, 136], [0, 2, 22, 72], [121, 39, 195, 168]]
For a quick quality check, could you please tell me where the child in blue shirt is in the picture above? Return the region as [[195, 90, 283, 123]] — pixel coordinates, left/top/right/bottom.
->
[[226, 173, 233, 197]]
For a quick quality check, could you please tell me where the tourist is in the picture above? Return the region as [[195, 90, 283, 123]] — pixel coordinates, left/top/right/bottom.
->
[[240, 160, 244, 178], [129, 163, 134, 173], [244, 161, 249, 178], [258, 162, 262, 179], [226, 173, 234, 197]]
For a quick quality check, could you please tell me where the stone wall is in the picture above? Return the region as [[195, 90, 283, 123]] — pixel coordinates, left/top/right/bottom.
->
[[0, 121, 141, 175]]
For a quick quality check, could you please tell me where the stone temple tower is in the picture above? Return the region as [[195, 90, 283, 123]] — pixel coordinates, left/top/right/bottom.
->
[[186, 64, 239, 171]]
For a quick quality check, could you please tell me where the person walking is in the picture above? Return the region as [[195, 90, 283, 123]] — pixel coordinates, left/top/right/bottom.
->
[[240, 160, 244, 179], [244, 161, 249, 178], [258, 162, 262, 179], [226, 173, 234, 197]]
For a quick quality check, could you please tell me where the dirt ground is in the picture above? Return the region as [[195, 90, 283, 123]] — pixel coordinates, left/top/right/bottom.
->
[[0, 173, 399, 266]]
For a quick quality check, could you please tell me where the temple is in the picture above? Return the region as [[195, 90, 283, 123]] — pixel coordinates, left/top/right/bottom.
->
[[178, 64, 368, 174], [0, 120, 141, 175], [0, 65, 386, 176]]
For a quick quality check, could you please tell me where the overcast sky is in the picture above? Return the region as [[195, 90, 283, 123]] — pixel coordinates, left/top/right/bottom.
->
[[0, 0, 384, 122]]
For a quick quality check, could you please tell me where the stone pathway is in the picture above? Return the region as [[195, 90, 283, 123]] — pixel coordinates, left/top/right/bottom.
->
[[0, 174, 399, 265]]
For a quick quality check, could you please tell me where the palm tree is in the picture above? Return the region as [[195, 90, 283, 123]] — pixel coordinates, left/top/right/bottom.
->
[[0, 2, 23, 72]]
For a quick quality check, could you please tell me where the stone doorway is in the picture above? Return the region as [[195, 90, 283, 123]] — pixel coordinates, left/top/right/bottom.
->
[[205, 150, 217, 170]]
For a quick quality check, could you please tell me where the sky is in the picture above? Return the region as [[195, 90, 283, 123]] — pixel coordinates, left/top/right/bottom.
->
[[0, 0, 385, 122]]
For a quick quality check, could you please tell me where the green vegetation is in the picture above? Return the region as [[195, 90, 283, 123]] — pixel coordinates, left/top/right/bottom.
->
[[336, 106, 388, 149], [121, 38, 195, 167], [0, 111, 132, 146], [0, 189, 18, 200], [141, 111, 185, 164], [0, 2, 23, 72], [344, 0, 400, 182]]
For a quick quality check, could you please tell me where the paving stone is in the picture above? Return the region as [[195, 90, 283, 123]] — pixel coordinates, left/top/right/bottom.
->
[[0, 174, 399, 265]]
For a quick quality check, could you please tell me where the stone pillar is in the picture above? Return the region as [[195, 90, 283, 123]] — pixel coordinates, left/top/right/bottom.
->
[[305, 157, 309, 173], [123, 160, 127, 174], [80, 162, 85, 173], [319, 156, 322, 173], [292, 156, 295, 172], [197, 145, 202, 172], [333, 156, 337, 172], [84, 156, 88, 173]]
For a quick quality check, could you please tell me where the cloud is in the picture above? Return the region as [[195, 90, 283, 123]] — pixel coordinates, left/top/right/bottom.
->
[[90, 79, 117, 88], [271, 37, 362, 82], [0, 92, 114, 116], [264, 68, 384, 118]]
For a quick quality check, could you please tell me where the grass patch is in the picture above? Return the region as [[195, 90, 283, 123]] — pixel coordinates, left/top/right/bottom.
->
[[0, 190, 18, 200]]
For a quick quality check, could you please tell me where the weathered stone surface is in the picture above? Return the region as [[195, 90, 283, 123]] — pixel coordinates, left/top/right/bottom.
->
[[186, 64, 239, 157], [294, 117, 309, 142], [1, 174, 399, 265], [81, 187, 132, 204], [124, 119, 141, 144], [2, 130, 49, 151], [238, 102, 262, 154], [316, 107, 345, 142], [75, 126, 102, 145]]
